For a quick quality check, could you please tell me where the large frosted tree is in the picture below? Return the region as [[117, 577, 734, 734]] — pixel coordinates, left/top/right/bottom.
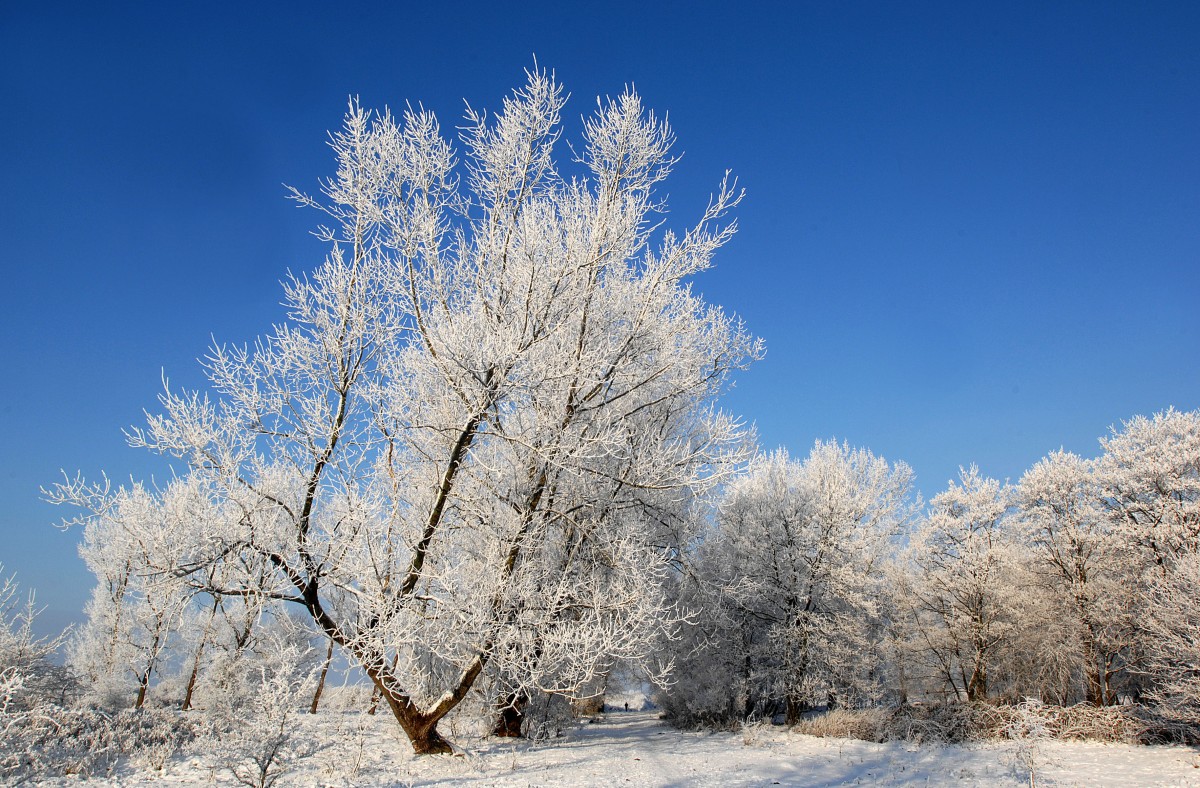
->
[[55, 70, 758, 753]]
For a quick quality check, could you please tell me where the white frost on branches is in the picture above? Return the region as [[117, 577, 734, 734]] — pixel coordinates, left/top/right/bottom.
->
[[52, 68, 759, 753]]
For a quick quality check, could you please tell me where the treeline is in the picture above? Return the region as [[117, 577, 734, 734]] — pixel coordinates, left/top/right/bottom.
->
[[1, 408, 1195, 783], [9, 408, 1195, 738], [658, 408, 1200, 734]]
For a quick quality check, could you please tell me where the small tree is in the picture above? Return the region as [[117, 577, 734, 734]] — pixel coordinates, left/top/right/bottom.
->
[[209, 640, 319, 788], [0, 570, 72, 711], [900, 467, 1017, 702], [661, 442, 914, 724], [1017, 450, 1133, 706], [52, 479, 202, 709]]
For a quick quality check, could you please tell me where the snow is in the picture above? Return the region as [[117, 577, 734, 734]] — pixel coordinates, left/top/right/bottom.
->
[[57, 710, 1200, 787]]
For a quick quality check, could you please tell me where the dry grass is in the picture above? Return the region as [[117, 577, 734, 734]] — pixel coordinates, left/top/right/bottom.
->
[[793, 708, 892, 741], [792, 701, 1155, 745]]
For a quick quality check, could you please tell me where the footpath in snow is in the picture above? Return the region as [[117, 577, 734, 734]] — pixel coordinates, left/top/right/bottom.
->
[[426, 711, 1200, 787]]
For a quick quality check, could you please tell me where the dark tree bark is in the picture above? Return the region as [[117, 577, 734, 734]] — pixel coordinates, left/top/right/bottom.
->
[[493, 690, 529, 737], [182, 595, 221, 711], [133, 631, 161, 710], [309, 636, 335, 714]]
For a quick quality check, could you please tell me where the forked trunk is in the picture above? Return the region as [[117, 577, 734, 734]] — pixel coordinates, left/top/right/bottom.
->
[[411, 724, 454, 755], [352, 647, 486, 755], [372, 680, 454, 754]]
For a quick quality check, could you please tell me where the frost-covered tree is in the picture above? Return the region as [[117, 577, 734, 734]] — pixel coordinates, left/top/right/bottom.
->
[[980, 409, 1200, 710], [1097, 408, 1200, 574], [1140, 552, 1200, 724], [899, 467, 1017, 702], [1094, 409, 1200, 713], [53, 69, 757, 753], [1017, 450, 1133, 706], [207, 637, 319, 788], [652, 502, 761, 728], [661, 442, 914, 724], [53, 479, 205, 709], [0, 571, 72, 711]]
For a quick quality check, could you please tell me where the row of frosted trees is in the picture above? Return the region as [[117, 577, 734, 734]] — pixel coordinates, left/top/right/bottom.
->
[[659, 409, 1200, 729], [50, 407, 1199, 747]]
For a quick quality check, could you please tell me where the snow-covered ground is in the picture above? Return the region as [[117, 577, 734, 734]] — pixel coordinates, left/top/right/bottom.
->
[[74, 710, 1199, 787]]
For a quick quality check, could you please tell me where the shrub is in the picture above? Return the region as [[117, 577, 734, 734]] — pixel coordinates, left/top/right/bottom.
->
[[0, 705, 204, 782], [206, 644, 320, 788]]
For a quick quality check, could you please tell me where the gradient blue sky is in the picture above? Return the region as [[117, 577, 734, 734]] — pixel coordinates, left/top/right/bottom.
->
[[2, 1, 1197, 632]]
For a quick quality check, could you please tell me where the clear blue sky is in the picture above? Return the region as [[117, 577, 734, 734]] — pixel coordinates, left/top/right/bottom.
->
[[2, 1, 1197, 633]]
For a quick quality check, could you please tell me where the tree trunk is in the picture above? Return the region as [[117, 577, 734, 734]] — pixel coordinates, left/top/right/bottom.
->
[[134, 632, 161, 709], [410, 724, 454, 755], [366, 652, 398, 715], [785, 694, 804, 725], [180, 649, 202, 711], [1079, 623, 1111, 705], [785, 622, 812, 723], [371, 678, 454, 754], [493, 690, 528, 737], [741, 640, 755, 718], [182, 595, 221, 711], [309, 637, 335, 714], [1084, 661, 1106, 706], [1089, 651, 1121, 707], [966, 659, 987, 702]]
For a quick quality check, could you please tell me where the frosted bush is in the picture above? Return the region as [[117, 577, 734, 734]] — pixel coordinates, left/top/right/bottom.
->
[[0, 705, 203, 782], [522, 691, 578, 741], [0, 571, 75, 712], [1003, 698, 1054, 786], [207, 644, 320, 788]]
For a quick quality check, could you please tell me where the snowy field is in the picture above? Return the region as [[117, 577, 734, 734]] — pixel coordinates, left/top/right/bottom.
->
[[56, 710, 1200, 787]]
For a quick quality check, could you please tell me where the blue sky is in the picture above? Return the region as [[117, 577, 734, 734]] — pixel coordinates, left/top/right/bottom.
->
[[2, 1, 1197, 632]]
